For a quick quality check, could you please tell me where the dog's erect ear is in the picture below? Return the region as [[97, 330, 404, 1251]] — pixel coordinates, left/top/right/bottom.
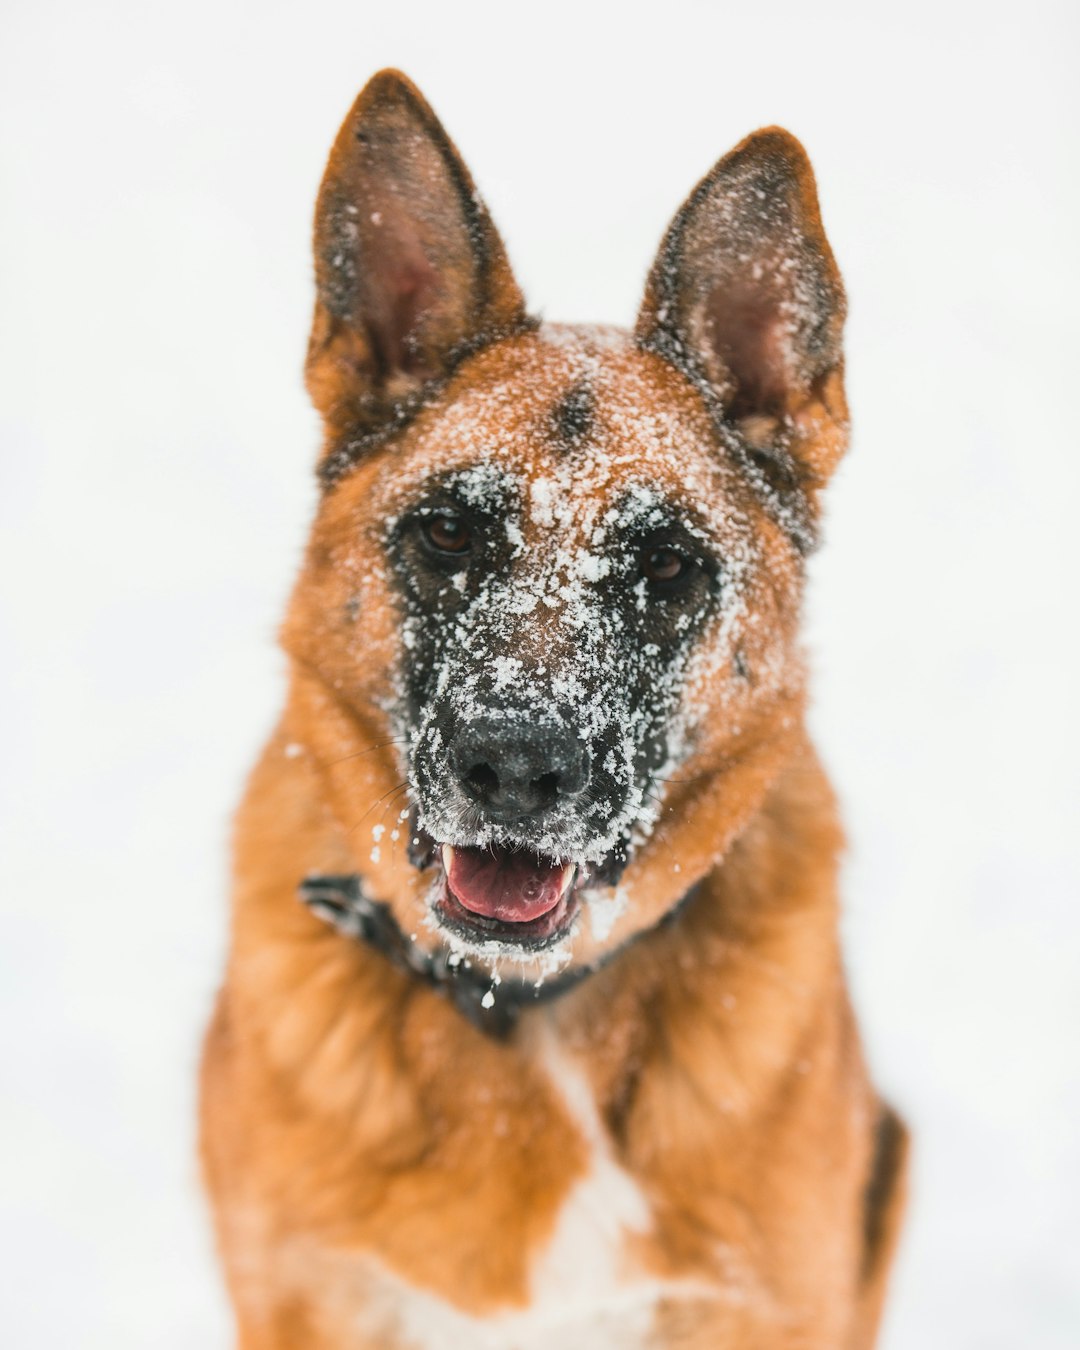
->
[[636, 128, 847, 483], [306, 70, 528, 444]]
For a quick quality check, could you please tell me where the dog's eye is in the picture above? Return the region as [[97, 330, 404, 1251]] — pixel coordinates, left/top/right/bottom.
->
[[641, 545, 690, 585], [423, 514, 472, 555]]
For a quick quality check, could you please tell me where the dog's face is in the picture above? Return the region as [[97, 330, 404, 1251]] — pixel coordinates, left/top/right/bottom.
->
[[283, 72, 848, 974]]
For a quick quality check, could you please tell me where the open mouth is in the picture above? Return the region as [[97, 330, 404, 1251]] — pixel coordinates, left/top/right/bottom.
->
[[433, 844, 580, 948]]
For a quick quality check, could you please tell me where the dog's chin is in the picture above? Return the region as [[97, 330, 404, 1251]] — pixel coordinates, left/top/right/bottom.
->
[[430, 843, 582, 953]]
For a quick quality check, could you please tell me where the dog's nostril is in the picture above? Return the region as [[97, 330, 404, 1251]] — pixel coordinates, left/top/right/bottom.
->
[[466, 761, 499, 796], [532, 771, 560, 804]]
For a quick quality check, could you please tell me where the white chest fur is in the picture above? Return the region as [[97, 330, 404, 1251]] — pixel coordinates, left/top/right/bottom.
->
[[345, 1034, 718, 1349]]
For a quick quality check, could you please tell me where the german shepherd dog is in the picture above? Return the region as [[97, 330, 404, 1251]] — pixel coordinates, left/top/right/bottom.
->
[[200, 69, 907, 1349]]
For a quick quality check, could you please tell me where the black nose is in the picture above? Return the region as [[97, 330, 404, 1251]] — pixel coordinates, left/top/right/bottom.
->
[[451, 718, 589, 822]]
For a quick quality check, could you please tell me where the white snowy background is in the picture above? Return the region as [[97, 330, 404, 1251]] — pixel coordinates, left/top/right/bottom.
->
[[2, 1, 1078, 1345]]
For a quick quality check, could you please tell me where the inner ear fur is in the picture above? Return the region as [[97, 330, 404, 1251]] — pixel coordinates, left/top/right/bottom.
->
[[636, 128, 848, 487], [306, 70, 530, 453]]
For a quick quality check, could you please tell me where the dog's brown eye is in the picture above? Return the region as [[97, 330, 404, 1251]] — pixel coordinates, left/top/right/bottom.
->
[[424, 515, 472, 555], [641, 546, 689, 584]]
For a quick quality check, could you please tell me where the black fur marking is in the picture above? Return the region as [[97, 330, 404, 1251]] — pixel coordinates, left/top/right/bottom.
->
[[861, 1105, 908, 1281], [550, 381, 593, 446], [316, 191, 361, 322]]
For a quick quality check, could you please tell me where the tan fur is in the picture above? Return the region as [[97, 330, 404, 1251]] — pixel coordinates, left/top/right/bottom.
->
[[201, 70, 907, 1348]]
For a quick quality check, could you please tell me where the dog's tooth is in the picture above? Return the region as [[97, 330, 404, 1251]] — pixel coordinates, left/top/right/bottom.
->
[[559, 863, 575, 896], [441, 844, 455, 874]]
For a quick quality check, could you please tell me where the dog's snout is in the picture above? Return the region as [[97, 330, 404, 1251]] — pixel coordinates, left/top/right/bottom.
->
[[452, 718, 588, 822]]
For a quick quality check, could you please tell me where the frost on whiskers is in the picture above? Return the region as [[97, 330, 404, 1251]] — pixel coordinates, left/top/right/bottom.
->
[[372, 327, 777, 903]]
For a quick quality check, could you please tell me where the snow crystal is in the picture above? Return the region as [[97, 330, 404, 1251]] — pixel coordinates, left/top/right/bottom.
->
[[584, 888, 628, 943]]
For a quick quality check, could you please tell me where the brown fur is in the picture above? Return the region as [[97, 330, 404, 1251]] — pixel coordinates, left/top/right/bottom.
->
[[201, 70, 907, 1348]]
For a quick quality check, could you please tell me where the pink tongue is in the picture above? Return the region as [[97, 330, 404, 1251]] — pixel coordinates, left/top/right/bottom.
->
[[446, 847, 569, 923]]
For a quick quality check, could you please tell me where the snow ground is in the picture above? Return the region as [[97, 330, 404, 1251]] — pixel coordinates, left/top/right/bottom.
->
[[1, 1, 1078, 1345]]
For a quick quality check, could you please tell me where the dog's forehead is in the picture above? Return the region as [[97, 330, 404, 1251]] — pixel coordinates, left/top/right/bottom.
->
[[380, 324, 744, 535]]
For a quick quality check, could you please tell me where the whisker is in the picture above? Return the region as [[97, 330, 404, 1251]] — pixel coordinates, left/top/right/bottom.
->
[[653, 769, 712, 787], [348, 781, 410, 837], [323, 738, 410, 771], [374, 783, 410, 826]]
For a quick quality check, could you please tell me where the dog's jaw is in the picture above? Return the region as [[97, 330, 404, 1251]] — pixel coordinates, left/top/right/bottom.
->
[[399, 794, 640, 962]]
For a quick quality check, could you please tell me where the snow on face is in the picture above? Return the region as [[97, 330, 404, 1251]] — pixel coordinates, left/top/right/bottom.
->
[[373, 326, 795, 870]]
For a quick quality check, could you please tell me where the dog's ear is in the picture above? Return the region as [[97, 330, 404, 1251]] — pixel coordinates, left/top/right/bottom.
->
[[306, 70, 528, 443], [636, 128, 847, 484]]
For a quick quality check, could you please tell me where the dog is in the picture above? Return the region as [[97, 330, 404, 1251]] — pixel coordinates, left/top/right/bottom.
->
[[200, 68, 908, 1349]]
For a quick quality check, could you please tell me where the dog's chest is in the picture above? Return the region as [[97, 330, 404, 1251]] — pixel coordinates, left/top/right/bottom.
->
[[332, 1042, 706, 1349]]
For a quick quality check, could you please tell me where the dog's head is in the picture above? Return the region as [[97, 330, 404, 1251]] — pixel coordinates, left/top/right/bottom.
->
[[283, 71, 848, 975]]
